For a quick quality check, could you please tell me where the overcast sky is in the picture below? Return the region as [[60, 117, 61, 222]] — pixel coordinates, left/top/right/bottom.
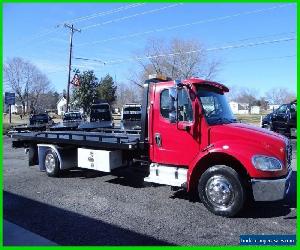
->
[[4, 3, 296, 96]]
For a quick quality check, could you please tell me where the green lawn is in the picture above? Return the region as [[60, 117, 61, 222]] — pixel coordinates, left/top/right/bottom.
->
[[235, 114, 263, 126]]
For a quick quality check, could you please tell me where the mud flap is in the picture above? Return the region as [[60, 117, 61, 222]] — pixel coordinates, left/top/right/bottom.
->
[[28, 145, 38, 166]]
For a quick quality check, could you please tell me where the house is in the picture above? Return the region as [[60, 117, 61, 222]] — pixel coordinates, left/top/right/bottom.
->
[[268, 104, 280, 111], [250, 106, 261, 114], [4, 103, 27, 114], [57, 96, 67, 115], [229, 101, 249, 115]]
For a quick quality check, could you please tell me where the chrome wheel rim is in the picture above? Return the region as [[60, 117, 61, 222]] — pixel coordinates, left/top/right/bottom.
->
[[205, 175, 234, 210], [45, 154, 55, 172]]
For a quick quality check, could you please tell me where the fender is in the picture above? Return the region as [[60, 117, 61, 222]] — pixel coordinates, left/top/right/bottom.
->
[[187, 140, 288, 192]]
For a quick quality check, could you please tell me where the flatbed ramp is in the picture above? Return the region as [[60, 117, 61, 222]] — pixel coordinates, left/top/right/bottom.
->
[[12, 130, 141, 150]]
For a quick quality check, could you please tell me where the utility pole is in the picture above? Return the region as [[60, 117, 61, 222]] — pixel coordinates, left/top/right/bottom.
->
[[64, 23, 81, 111]]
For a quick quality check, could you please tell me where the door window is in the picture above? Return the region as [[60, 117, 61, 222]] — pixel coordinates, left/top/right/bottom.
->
[[160, 89, 170, 119], [277, 105, 287, 114], [178, 88, 193, 122]]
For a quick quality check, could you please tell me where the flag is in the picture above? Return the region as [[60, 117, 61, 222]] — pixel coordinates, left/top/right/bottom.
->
[[71, 74, 80, 87]]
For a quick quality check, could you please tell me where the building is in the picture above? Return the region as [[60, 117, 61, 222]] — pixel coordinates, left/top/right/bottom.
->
[[57, 96, 67, 116], [250, 106, 261, 114], [4, 103, 27, 114], [268, 104, 280, 111], [229, 101, 249, 115]]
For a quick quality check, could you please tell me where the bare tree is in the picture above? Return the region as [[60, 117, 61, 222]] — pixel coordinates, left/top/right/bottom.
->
[[265, 88, 296, 105], [116, 83, 142, 108], [235, 88, 259, 113], [4, 57, 50, 114], [136, 38, 220, 81]]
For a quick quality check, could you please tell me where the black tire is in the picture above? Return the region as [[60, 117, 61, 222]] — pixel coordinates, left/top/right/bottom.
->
[[44, 149, 60, 177], [198, 165, 245, 217]]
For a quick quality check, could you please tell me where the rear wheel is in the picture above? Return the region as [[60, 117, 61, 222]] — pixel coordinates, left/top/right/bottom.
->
[[198, 165, 245, 217], [44, 149, 60, 177]]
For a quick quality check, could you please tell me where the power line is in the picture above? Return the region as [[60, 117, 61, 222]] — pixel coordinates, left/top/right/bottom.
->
[[19, 4, 145, 45], [77, 3, 293, 46], [226, 54, 296, 64], [60, 3, 145, 24], [74, 36, 296, 66], [80, 3, 183, 30]]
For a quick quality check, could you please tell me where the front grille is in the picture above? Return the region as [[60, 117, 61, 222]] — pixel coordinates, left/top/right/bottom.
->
[[286, 140, 292, 171]]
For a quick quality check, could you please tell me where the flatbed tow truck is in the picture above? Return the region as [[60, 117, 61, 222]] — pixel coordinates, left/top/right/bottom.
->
[[11, 75, 292, 217]]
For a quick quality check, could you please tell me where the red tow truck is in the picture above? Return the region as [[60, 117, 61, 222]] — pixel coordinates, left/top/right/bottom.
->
[[11, 75, 292, 217]]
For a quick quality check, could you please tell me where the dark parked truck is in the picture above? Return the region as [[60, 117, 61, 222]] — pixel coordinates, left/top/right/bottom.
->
[[12, 113, 54, 132], [11, 75, 292, 217], [50, 111, 84, 131], [78, 103, 113, 131], [120, 103, 142, 130], [262, 100, 297, 137]]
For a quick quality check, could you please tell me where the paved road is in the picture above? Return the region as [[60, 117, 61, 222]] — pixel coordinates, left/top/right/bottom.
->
[[3, 137, 296, 246]]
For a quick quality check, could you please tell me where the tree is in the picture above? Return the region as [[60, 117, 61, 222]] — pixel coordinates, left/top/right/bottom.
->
[[96, 74, 117, 105], [265, 88, 296, 105], [116, 83, 142, 108], [4, 57, 50, 114], [135, 38, 220, 81], [235, 88, 259, 113], [71, 70, 100, 114], [35, 91, 60, 112]]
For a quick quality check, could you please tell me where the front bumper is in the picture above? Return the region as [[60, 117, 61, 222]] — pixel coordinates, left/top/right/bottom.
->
[[251, 169, 292, 201]]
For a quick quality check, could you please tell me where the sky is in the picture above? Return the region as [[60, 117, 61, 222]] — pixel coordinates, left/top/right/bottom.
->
[[3, 3, 297, 97]]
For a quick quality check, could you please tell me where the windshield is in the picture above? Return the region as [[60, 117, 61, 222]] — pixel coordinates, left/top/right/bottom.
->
[[31, 114, 48, 120], [90, 105, 111, 121], [197, 86, 236, 125], [63, 113, 82, 121], [123, 113, 141, 121], [124, 106, 141, 112]]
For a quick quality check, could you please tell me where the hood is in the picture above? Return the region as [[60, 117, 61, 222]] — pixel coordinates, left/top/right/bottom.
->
[[209, 122, 287, 156]]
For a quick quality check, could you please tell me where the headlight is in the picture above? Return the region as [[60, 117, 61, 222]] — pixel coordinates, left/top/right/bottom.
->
[[252, 155, 283, 171]]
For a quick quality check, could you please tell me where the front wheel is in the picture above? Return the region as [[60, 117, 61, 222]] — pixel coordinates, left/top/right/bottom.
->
[[198, 165, 245, 217], [44, 149, 60, 177]]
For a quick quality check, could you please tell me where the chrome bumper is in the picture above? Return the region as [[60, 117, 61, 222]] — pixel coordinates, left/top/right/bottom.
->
[[251, 170, 292, 201]]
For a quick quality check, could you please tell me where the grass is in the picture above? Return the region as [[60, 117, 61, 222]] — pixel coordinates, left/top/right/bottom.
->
[[235, 114, 263, 126]]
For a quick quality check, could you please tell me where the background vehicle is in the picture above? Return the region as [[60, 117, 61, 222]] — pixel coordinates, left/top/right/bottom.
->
[[262, 100, 296, 137], [120, 103, 142, 130], [78, 103, 113, 131], [50, 111, 84, 131], [11, 75, 292, 217], [12, 113, 54, 132]]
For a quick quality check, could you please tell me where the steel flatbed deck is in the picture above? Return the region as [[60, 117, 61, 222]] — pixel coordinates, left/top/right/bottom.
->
[[11, 129, 141, 150]]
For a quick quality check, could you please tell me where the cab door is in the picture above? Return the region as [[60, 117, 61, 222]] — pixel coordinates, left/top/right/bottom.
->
[[273, 104, 288, 131], [151, 84, 200, 166]]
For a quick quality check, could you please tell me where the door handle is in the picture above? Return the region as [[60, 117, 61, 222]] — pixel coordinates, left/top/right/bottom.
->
[[155, 133, 162, 147]]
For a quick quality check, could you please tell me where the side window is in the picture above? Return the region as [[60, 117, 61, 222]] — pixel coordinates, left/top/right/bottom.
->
[[290, 104, 296, 113], [160, 89, 170, 119], [277, 105, 287, 114], [178, 88, 193, 122]]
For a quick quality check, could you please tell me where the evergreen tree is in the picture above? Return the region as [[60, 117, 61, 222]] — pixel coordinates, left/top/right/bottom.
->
[[71, 70, 99, 114], [97, 74, 117, 105]]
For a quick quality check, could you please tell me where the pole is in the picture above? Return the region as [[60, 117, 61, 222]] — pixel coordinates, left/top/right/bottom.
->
[[9, 104, 11, 124], [64, 24, 81, 112]]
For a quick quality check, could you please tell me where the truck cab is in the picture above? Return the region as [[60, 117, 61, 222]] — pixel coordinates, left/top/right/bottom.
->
[[145, 76, 291, 216], [78, 103, 113, 131], [120, 103, 142, 130]]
